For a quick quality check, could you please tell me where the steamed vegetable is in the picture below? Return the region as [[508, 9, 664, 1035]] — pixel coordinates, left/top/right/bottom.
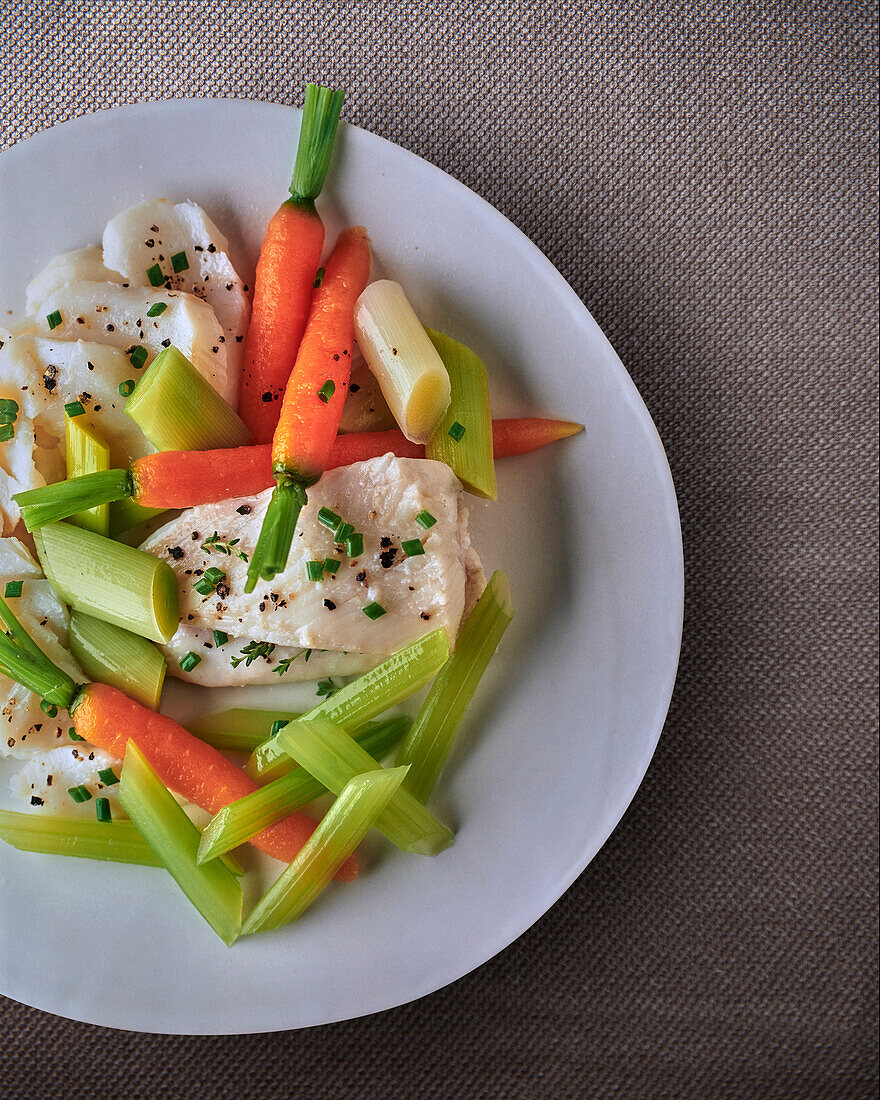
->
[[0, 808, 162, 866], [69, 610, 167, 710], [239, 83, 345, 442], [65, 414, 110, 534]]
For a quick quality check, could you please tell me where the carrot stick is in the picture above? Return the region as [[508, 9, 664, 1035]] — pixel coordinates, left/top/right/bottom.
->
[[131, 446, 272, 508], [239, 84, 345, 444], [72, 683, 357, 879], [245, 226, 371, 591]]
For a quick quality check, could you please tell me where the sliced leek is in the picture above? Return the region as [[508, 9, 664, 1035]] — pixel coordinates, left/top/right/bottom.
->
[[33, 522, 179, 644], [0, 809, 162, 866], [353, 280, 451, 443], [118, 741, 242, 946], [241, 766, 408, 935], [425, 328, 496, 499], [197, 716, 409, 863], [396, 570, 512, 801], [278, 717, 453, 855], [110, 499, 166, 536], [65, 416, 111, 534], [188, 708, 303, 754], [247, 628, 450, 781], [69, 610, 167, 710], [125, 346, 250, 451]]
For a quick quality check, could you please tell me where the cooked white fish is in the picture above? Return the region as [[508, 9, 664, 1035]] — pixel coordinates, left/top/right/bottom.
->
[[103, 199, 250, 393], [28, 282, 232, 403], [10, 743, 122, 815], [0, 335, 152, 534], [338, 352, 395, 433], [25, 245, 125, 314], [141, 455, 485, 686]]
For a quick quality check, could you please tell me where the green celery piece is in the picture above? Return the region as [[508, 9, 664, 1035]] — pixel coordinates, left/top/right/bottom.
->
[[424, 328, 497, 500], [242, 766, 408, 935], [118, 741, 242, 946], [248, 628, 450, 781], [396, 570, 513, 801], [198, 716, 410, 863], [0, 808, 161, 865], [69, 610, 167, 710], [277, 717, 453, 855], [188, 708, 303, 754]]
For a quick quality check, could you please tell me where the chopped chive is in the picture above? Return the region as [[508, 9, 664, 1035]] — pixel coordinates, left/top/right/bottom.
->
[[146, 264, 165, 286], [317, 507, 341, 530], [68, 727, 84, 741], [362, 602, 386, 620], [447, 420, 466, 441], [0, 410, 16, 426], [98, 767, 119, 786], [415, 510, 436, 529], [322, 557, 340, 574], [95, 797, 112, 823], [193, 578, 213, 595], [46, 310, 62, 330], [179, 651, 201, 672], [117, 379, 136, 397], [345, 532, 364, 558], [306, 560, 324, 582], [68, 785, 92, 803], [0, 398, 19, 415], [4, 581, 23, 598], [203, 567, 226, 584], [64, 401, 85, 418], [334, 521, 354, 544], [317, 379, 335, 403], [270, 719, 287, 737], [40, 699, 58, 717], [129, 346, 148, 369], [0, 424, 14, 442], [313, 266, 325, 288], [170, 251, 189, 273], [146, 302, 168, 317], [401, 538, 425, 557], [194, 567, 226, 596], [212, 630, 229, 648]]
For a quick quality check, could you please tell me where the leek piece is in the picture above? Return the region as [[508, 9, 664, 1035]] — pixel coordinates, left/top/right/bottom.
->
[[198, 716, 409, 863], [14, 469, 132, 532], [125, 346, 250, 451], [424, 328, 497, 500], [241, 766, 408, 935], [0, 808, 161, 865], [248, 628, 450, 781], [0, 594, 79, 708], [278, 718, 453, 855], [33, 522, 179, 644], [110, 498, 166, 536], [118, 741, 242, 946], [69, 610, 167, 710], [353, 280, 451, 444], [65, 416, 111, 534], [188, 708, 303, 754], [396, 571, 513, 801]]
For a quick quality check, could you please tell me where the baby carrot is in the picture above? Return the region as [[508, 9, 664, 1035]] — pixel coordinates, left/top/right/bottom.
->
[[239, 84, 345, 443]]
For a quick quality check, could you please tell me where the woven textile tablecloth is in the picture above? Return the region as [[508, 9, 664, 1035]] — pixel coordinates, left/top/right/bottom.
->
[[1, 2, 877, 1097]]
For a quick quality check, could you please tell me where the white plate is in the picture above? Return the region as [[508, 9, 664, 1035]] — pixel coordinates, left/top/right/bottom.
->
[[0, 99, 683, 1034]]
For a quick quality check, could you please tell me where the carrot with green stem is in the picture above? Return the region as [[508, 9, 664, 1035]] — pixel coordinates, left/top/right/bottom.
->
[[239, 83, 345, 443], [0, 595, 357, 880], [245, 225, 372, 591], [13, 418, 583, 529]]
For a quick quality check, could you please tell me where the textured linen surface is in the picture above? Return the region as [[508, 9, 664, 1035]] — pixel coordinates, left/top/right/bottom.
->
[[1, 2, 877, 1097]]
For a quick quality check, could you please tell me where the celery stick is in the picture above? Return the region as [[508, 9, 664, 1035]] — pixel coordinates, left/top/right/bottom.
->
[[396, 571, 513, 802], [0, 808, 161, 865], [425, 328, 496, 500], [33, 522, 179, 644], [241, 766, 408, 935], [278, 718, 453, 855], [118, 741, 242, 946], [198, 716, 409, 863], [247, 628, 449, 781], [69, 610, 167, 710], [65, 416, 111, 534], [125, 346, 250, 451], [189, 708, 302, 754]]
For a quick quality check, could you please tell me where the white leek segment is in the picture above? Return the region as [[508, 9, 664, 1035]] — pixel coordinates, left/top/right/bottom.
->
[[353, 280, 451, 443], [65, 415, 111, 535], [69, 610, 167, 710]]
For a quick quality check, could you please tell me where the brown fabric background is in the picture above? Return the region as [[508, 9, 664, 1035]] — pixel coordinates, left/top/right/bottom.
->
[[1, 1, 877, 1096]]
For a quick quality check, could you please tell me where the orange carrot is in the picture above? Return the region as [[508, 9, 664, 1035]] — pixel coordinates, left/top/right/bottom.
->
[[238, 84, 345, 444], [73, 683, 357, 880], [245, 226, 371, 590], [131, 446, 273, 508]]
